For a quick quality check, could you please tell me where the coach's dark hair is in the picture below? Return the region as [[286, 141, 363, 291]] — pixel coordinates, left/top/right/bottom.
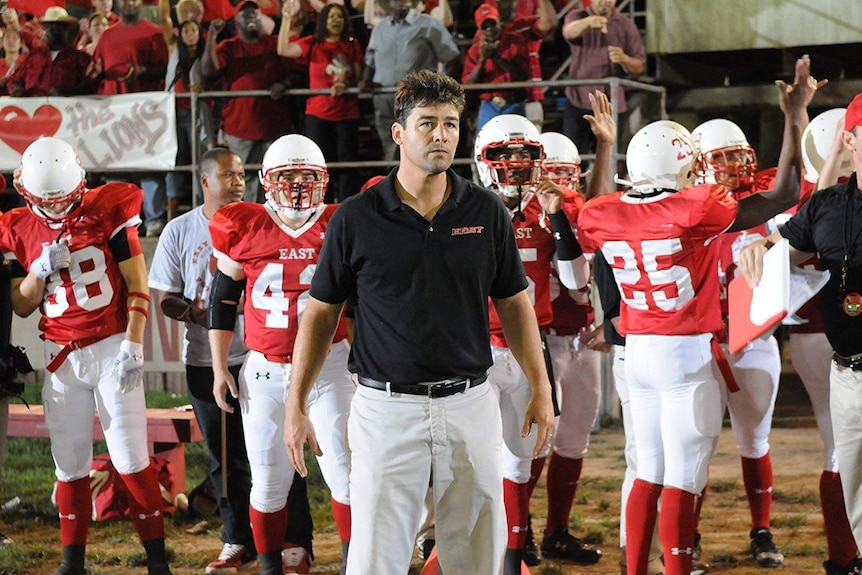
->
[[199, 147, 240, 178], [393, 70, 465, 126]]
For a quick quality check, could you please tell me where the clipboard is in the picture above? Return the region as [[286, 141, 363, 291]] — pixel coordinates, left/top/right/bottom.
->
[[728, 239, 790, 354]]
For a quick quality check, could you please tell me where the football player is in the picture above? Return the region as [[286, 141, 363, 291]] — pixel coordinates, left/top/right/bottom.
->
[[577, 54, 819, 575], [474, 114, 591, 575], [207, 134, 353, 575], [692, 117, 785, 568], [0, 137, 170, 575]]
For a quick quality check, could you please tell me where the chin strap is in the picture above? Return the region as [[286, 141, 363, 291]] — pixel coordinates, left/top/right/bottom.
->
[[512, 183, 526, 222]]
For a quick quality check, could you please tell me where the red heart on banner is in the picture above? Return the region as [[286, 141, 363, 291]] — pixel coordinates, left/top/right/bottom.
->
[[0, 105, 63, 155]]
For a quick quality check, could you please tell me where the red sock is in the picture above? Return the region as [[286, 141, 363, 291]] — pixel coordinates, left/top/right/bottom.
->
[[694, 483, 707, 532], [55, 477, 91, 546], [625, 479, 662, 575], [250, 505, 289, 554], [544, 453, 583, 532], [331, 498, 351, 543], [503, 479, 530, 549], [120, 465, 166, 541], [741, 454, 773, 529], [526, 456, 546, 500], [821, 471, 859, 565], [659, 487, 696, 575]]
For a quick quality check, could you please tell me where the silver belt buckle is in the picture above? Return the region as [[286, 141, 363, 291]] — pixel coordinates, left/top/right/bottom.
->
[[491, 96, 507, 107]]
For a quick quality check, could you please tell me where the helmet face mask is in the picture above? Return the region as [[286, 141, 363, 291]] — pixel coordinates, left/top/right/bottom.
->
[[693, 119, 757, 189], [483, 144, 543, 193], [474, 114, 544, 197], [540, 132, 581, 187], [698, 145, 757, 188], [260, 135, 328, 218], [18, 137, 87, 225]]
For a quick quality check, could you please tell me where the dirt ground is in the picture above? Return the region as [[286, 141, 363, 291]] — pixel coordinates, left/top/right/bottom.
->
[[14, 421, 832, 574], [9, 376, 836, 574]]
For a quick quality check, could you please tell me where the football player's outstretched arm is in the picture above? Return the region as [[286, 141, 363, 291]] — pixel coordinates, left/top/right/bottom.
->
[[584, 90, 616, 199], [732, 55, 827, 231], [208, 262, 245, 412]]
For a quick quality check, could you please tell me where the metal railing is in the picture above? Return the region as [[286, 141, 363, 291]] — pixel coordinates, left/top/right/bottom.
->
[[113, 75, 666, 205]]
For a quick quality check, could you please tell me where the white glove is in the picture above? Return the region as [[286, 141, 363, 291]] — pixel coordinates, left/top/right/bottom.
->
[[30, 241, 71, 279], [113, 340, 144, 394]]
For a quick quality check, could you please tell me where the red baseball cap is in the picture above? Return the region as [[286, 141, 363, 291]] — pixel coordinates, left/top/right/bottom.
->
[[474, 3, 499, 27], [845, 92, 862, 131], [235, 0, 259, 14]]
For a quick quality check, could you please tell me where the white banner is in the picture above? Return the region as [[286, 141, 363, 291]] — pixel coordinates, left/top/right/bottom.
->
[[0, 92, 177, 171]]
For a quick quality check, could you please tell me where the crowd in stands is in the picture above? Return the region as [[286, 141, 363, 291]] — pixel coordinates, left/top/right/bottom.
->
[[0, 0, 643, 237]]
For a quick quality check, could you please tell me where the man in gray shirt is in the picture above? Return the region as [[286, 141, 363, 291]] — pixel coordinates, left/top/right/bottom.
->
[[358, 0, 460, 162]]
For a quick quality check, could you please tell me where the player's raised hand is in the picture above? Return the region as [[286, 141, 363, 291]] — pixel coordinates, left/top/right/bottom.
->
[[584, 90, 616, 144], [284, 401, 322, 477], [776, 54, 827, 113], [212, 368, 239, 412], [522, 387, 555, 457], [535, 176, 564, 214], [113, 339, 144, 394]]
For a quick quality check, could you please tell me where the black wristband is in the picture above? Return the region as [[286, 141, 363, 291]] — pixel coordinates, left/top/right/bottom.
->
[[548, 211, 583, 261]]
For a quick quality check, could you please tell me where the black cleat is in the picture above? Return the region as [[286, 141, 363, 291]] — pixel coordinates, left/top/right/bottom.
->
[[540, 528, 602, 565], [749, 528, 784, 568]]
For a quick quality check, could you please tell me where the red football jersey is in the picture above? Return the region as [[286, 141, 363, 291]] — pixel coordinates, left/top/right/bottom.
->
[[0, 183, 143, 344], [577, 184, 737, 336], [489, 191, 580, 347], [209, 203, 345, 359]]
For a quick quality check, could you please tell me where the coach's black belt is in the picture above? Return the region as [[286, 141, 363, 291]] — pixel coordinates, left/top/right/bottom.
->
[[833, 352, 862, 371], [357, 374, 488, 397]]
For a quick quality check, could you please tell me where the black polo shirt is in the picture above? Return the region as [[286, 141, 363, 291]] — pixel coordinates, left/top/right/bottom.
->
[[310, 169, 528, 382], [781, 173, 862, 357]]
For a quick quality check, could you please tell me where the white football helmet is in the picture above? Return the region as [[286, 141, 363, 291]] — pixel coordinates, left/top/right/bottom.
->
[[540, 132, 581, 187], [259, 134, 328, 217], [18, 137, 86, 224], [802, 108, 851, 184], [474, 114, 544, 196], [692, 118, 757, 188], [624, 120, 697, 193]]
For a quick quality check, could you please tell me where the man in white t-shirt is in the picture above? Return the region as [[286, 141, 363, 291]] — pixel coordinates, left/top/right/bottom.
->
[[148, 148, 257, 573]]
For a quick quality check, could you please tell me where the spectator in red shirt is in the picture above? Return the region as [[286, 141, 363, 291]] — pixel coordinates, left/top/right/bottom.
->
[[0, 28, 25, 95], [201, 0, 295, 203], [462, 3, 548, 131], [278, 1, 364, 202], [78, 13, 110, 56], [8, 7, 95, 97], [89, 0, 170, 237], [89, 0, 169, 94]]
